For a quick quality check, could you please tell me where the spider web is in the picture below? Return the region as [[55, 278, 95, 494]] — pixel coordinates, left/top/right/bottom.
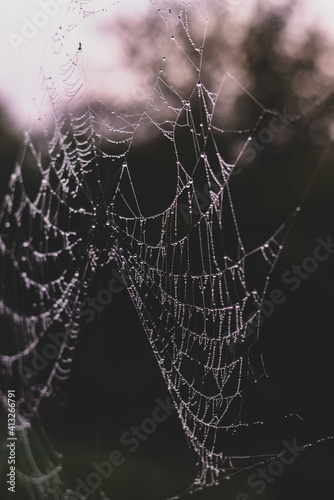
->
[[0, 1, 325, 499]]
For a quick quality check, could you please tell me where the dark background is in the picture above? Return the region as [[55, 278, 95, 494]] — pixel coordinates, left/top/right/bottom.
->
[[1, 2, 334, 499]]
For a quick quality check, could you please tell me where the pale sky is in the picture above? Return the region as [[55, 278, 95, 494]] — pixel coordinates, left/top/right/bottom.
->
[[0, 0, 150, 128], [0, 0, 333, 130]]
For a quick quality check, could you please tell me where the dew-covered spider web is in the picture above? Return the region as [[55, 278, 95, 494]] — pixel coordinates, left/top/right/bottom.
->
[[0, 1, 331, 499]]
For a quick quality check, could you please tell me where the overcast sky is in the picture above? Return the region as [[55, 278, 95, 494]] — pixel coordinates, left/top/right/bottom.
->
[[0, 0, 333, 130]]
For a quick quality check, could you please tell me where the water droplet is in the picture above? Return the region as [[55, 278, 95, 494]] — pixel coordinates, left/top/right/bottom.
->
[[197, 81, 201, 87], [296, 206, 301, 212]]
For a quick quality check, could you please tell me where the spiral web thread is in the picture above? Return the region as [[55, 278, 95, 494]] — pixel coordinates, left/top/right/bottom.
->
[[0, 1, 314, 498]]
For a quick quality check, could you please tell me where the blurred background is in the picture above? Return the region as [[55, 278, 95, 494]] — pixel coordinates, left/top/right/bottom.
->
[[1, 0, 334, 499]]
